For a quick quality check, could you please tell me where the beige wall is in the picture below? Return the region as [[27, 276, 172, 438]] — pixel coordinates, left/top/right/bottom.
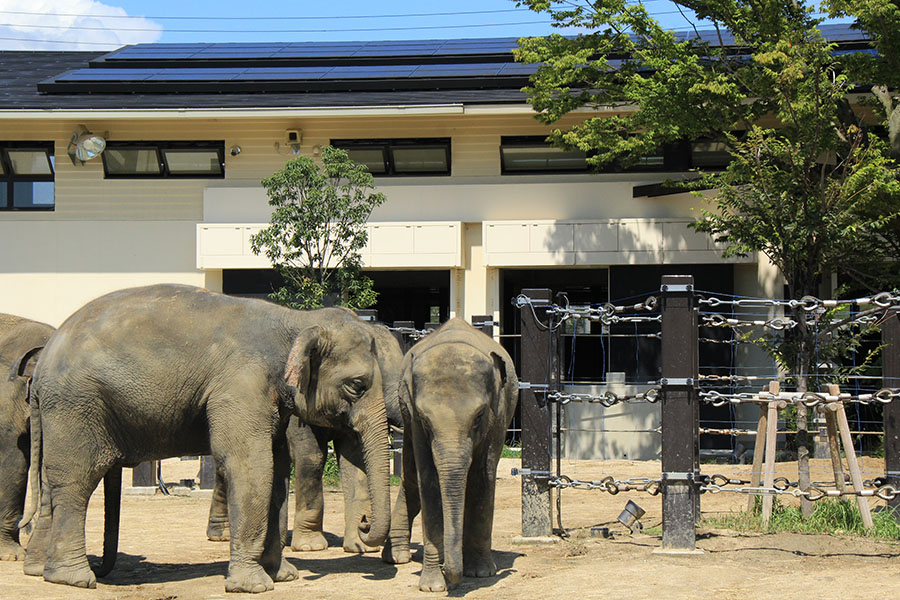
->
[[0, 111, 766, 326]]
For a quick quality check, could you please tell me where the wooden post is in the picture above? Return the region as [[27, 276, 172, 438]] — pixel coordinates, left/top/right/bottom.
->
[[747, 402, 768, 513], [828, 387, 873, 530], [761, 382, 781, 526], [519, 288, 555, 538], [472, 315, 494, 338], [823, 385, 845, 493], [883, 309, 900, 517], [659, 275, 699, 551]]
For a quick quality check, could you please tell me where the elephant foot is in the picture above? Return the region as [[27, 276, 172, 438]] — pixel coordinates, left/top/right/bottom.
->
[[0, 539, 26, 561], [464, 555, 497, 578], [207, 523, 231, 542], [42, 561, 97, 589], [419, 567, 449, 593], [342, 538, 379, 554], [289, 531, 327, 552], [225, 562, 274, 594], [23, 551, 46, 577], [381, 540, 410, 564], [270, 558, 299, 583]]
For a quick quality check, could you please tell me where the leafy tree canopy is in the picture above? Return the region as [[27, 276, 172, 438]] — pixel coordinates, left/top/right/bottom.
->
[[250, 145, 386, 310]]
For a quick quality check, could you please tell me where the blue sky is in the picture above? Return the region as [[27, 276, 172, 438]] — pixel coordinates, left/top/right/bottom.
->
[[0, 1, 842, 50]]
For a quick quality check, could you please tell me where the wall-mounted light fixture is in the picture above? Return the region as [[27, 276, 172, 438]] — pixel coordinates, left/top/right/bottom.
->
[[67, 124, 106, 165], [229, 145, 241, 157]]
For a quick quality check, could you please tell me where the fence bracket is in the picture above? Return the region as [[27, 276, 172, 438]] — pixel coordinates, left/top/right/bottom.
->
[[660, 377, 695, 387], [512, 468, 551, 478], [661, 284, 694, 293]]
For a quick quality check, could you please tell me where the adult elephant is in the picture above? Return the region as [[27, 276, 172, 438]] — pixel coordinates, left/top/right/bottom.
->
[[381, 318, 518, 592], [20, 284, 392, 593], [206, 321, 404, 554], [0, 315, 54, 561]]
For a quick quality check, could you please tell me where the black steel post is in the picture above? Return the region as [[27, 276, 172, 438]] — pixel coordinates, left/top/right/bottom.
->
[[659, 275, 699, 550], [883, 309, 900, 516], [424, 321, 440, 332], [354, 309, 378, 323], [198, 455, 216, 489], [472, 315, 494, 338], [132, 461, 157, 487], [519, 288, 555, 537], [392, 320, 415, 354]]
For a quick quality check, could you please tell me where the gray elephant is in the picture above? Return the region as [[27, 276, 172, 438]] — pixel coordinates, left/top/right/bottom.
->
[[381, 318, 518, 592], [0, 315, 54, 561], [20, 284, 392, 593], [206, 321, 404, 554]]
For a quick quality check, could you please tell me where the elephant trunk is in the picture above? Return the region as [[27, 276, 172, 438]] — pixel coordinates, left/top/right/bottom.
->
[[435, 438, 473, 588], [354, 393, 391, 548]]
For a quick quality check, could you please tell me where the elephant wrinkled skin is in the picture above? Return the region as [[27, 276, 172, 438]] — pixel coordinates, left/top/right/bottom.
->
[[381, 318, 519, 592], [206, 321, 405, 554], [21, 284, 392, 593], [0, 315, 53, 561]]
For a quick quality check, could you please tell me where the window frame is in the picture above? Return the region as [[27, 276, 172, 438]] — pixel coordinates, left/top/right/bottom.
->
[[102, 141, 225, 179], [0, 141, 55, 211], [499, 135, 591, 174], [330, 138, 451, 177]]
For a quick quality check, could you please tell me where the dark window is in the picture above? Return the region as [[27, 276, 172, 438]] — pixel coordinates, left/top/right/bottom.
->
[[330, 138, 450, 176], [102, 141, 224, 178], [0, 142, 55, 210], [500, 136, 588, 174]]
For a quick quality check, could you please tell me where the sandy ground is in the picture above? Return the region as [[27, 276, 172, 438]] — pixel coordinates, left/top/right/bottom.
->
[[1, 456, 898, 600]]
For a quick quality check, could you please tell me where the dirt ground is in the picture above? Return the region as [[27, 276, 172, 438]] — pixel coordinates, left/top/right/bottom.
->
[[1, 456, 898, 600]]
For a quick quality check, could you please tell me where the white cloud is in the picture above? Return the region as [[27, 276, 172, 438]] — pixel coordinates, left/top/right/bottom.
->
[[0, 0, 162, 51]]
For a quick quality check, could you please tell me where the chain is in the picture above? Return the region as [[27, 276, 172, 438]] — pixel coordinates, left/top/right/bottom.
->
[[699, 389, 899, 407], [698, 291, 900, 312], [548, 388, 660, 407], [701, 313, 798, 331], [387, 326, 432, 340], [700, 479, 899, 501], [550, 475, 661, 495]]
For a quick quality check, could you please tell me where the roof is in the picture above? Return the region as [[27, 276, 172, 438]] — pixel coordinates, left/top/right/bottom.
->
[[0, 25, 872, 112]]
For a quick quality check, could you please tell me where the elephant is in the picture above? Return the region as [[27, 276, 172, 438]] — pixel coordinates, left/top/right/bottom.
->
[[20, 284, 392, 593], [0, 315, 54, 561], [206, 320, 405, 554], [381, 318, 518, 592]]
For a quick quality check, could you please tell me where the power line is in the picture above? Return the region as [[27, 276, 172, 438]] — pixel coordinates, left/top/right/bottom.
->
[[0, 8, 534, 21], [0, 36, 122, 47], [0, 21, 548, 34]]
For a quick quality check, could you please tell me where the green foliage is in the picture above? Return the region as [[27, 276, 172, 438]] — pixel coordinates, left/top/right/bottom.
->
[[501, 445, 523, 459], [516, 0, 900, 383], [250, 145, 386, 310], [322, 448, 340, 488], [706, 498, 900, 539]]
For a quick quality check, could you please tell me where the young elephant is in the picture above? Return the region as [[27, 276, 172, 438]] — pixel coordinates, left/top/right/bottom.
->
[[206, 321, 405, 554], [382, 318, 518, 592], [21, 284, 392, 593], [0, 315, 54, 561]]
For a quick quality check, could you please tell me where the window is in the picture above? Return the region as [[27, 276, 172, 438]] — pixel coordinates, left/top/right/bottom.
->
[[330, 138, 450, 176], [102, 141, 224, 178], [0, 142, 55, 210], [500, 136, 588, 173]]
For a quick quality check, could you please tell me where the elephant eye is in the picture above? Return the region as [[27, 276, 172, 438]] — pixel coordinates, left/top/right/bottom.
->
[[473, 409, 486, 429], [343, 379, 366, 399]]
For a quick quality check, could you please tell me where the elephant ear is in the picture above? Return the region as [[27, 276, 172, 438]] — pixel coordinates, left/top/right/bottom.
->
[[285, 325, 325, 402], [489, 351, 513, 418], [8, 346, 44, 382]]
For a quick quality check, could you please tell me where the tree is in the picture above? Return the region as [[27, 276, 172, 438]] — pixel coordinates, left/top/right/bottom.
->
[[516, 0, 900, 514], [250, 145, 386, 310]]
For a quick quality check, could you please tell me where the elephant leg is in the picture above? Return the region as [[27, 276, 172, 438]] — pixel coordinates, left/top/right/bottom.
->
[[287, 420, 328, 552], [335, 435, 377, 553], [415, 444, 446, 593], [23, 465, 51, 577], [259, 436, 297, 584], [0, 431, 28, 561], [218, 430, 278, 594], [382, 431, 419, 565], [207, 465, 231, 541], [463, 452, 499, 578]]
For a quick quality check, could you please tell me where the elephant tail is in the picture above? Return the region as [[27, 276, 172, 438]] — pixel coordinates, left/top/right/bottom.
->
[[18, 378, 41, 531], [92, 467, 122, 578]]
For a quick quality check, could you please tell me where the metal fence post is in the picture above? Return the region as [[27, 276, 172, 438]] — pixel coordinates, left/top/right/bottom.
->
[[472, 315, 494, 338], [355, 309, 378, 323], [391, 320, 415, 354], [132, 461, 157, 487], [659, 275, 699, 551], [199, 455, 216, 489], [883, 308, 900, 516], [519, 288, 555, 538]]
